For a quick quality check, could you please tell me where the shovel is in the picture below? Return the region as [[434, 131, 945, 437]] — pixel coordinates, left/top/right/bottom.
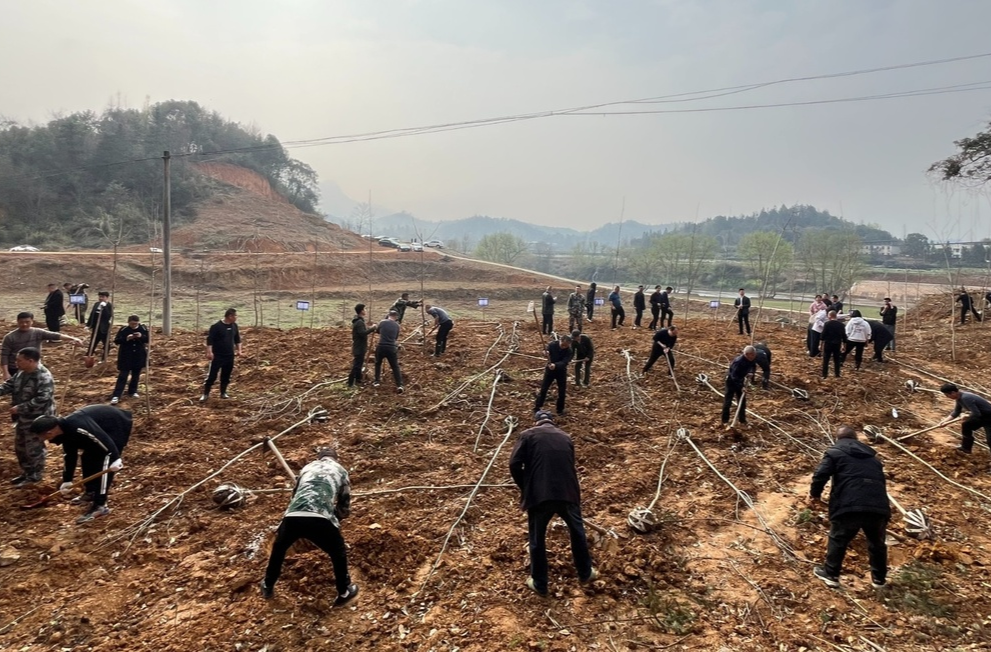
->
[[728, 380, 749, 429], [20, 468, 116, 509], [264, 438, 297, 482], [888, 493, 932, 539], [662, 347, 681, 392], [904, 380, 942, 395]]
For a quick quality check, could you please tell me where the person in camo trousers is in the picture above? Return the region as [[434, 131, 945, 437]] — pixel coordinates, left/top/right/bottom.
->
[[567, 286, 586, 333], [0, 347, 55, 486]]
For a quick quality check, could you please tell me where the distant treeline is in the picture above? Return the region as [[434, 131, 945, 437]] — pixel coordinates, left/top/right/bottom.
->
[[0, 100, 319, 247]]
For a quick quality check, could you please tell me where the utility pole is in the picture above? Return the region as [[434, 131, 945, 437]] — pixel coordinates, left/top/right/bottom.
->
[[162, 151, 172, 336]]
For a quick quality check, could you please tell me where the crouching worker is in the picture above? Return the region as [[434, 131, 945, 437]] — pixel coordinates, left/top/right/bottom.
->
[[31, 404, 131, 523], [261, 447, 359, 607]]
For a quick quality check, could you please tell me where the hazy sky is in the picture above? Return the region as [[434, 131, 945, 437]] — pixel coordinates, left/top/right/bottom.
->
[[3, 0, 991, 238]]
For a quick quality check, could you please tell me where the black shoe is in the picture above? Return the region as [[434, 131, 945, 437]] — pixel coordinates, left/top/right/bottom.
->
[[871, 578, 886, 589], [260, 580, 274, 600], [813, 565, 840, 588], [334, 583, 359, 607], [956, 446, 973, 455], [10, 475, 25, 485], [526, 577, 548, 597]]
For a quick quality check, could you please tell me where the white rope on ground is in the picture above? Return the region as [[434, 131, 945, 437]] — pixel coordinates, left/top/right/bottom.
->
[[103, 406, 329, 547], [889, 355, 991, 397], [877, 432, 991, 503], [677, 428, 802, 562], [620, 350, 650, 416], [418, 415, 519, 593], [628, 430, 679, 533], [473, 369, 505, 452], [481, 322, 505, 365], [425, 322, 519, 413]]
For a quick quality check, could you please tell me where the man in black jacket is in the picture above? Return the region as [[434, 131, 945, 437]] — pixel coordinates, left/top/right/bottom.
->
[[86, 291, 114, 362], [200, 308, 241, 402], [43, 283, 65, 332], [348, 304, 378, 387], [632, 285, 646, 329], [938, 383, 991, 456], [750, 342, 772, 390], [585, 282, 597, 322], [32, 404, 132, 524], [879, 298, 897, 352], [571, 330, 594, 387], [810, 426, 890, 588], [867, 320, 893, 362], [820, 310, 846, 378], [734, 288, 752, 335], [722, 346, 756, 427], [648, 286, 663, 330], [374, 310, 403, 393], [643, 326, 678, 375], [509, 411, 596, 596], [541, 287, 556, 335], [956, 289, 981, 325], [110, 315, 149, 404], [535, 335, 573, 416]]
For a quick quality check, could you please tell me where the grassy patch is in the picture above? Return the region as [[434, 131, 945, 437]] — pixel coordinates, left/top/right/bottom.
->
[[641, 582, 696, 635], [884, 562, 954, 618]]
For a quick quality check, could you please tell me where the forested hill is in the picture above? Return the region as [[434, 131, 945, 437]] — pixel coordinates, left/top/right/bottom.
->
[[0, 101, 320, 248], [659, 205, 894, 247]]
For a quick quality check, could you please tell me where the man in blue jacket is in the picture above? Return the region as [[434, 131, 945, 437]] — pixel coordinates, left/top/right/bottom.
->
[[722, 346, 756, 427], [509, 411, 596, 596], [607, 286, 625, 329], [810, 426, 890, 588]]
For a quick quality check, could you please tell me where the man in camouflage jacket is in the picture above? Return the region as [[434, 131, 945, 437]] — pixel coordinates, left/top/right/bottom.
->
[[0, 347, 55, 485]]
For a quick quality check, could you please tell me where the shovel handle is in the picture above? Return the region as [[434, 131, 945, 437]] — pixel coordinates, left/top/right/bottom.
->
[[265, 438, 297, 482], [896, 418, 962, 442], [21, 467, 116, 509]]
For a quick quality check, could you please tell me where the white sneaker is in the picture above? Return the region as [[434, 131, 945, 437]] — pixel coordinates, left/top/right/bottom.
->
[[131, 393, 140, 399], [199, 394, 208, 402], [110, 397, 119, 405]]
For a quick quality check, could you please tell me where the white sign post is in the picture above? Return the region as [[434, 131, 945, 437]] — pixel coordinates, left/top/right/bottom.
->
[[296, 300, 310, 327]]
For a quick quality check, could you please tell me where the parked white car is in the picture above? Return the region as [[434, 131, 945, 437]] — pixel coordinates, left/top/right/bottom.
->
[[424, 240, 444, 248], [411, 242, 423, 252], [8, 245, 40, 252]]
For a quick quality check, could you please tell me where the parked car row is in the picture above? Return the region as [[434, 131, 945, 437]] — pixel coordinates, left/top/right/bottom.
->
[[373, 237, 442, 252]]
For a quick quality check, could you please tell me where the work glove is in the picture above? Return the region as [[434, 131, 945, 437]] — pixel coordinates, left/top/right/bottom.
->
[[109, 458, 124, 472], [59, 482, 73, 496]]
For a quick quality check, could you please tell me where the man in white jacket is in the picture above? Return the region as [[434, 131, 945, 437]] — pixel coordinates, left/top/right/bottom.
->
[[843, 310, 872, 371]]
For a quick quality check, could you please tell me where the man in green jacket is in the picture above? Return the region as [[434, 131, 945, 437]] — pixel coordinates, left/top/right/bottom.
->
[[0, 347, 55, 485], [348, 304, 377, 387], [261, 447, 359, 606]]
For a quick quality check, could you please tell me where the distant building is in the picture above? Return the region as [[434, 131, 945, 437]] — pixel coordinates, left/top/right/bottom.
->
[[860, 242, 901, 256]]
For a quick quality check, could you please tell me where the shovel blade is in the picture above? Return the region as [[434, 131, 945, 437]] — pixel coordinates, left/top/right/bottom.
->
[[695, 373, 708, 385], [904, 509, 932, 539]]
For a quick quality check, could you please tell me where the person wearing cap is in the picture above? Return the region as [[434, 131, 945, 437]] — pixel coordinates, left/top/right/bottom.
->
[[110, 315, 149, 404], [348, 304, 378, 388], [0, 347, 55, 486], [722, 346, 756, 427], [632, 285, 646, 329], [425, 304, 454, 357], [200, 308, 241, 402], [43, 283, 65, 332], [2, 312, 82, 380], [879, 298, 897, 352], [585, 282, 597, 322], [642, 325, 678, 375], [938, 383, 991, 457], [31, 404, 131, 523], [390, 292, 421, 324], [567, 285, 586, 333], [607, 285, 624, 329], [86, 291, 115, 362], [373, 309, 403, 393], [540, 287, 556, 335], [260, 446, 359, 607], [571, 329, 594, 387], [535, 334, 573, 416], [733, 288, 752, 335], [810, 426, 890, 589], [509, 411, 597, 596]]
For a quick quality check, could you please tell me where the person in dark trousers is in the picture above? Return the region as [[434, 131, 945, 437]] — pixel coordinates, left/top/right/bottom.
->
[[0, 347, 55, 486], [200, 308, 241, 402], [43, 283, 65, 332], [608, 285, 625, 329], [567, 286, 586, 333], [751, 342, 772, 389], [374, 310, 403, 393], [68, 283, 89, 324], [540, 287, 556, 335], [110, 315, 149, 404], [425, 304, 454, 357], [986, 290, 991, 311], [86, 291, 114, 362], [810, 426, 890, 589], [571, 330, 594, 388], [722, 346, 756, 427], [535, 335, 573, 416], [843, 310, 871, 371], [938, 383, 991, 457], [632, 285, 646, 329], [31, 404, 131, 524], [509, 411, 597, 596], [585, 282, 597, 322], [879, 298, 897, 352], [734, 288, 752, 335], [642, 326, 678, 375], [866, 320, 893, 362], [820, 310, 846, 378], [956, 289, 981, 325], [648, 286, 663, 330], [830, 295, 844, 315], [260, 447, 359, 607], [348, 304, 377, 388], [390, 292, 421, 324], [2, 312, 81, 380], [659, 286, 673, 328]]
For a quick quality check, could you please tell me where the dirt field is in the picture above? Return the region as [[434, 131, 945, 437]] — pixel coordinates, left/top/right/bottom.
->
[[2, 292, 991, 651]]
